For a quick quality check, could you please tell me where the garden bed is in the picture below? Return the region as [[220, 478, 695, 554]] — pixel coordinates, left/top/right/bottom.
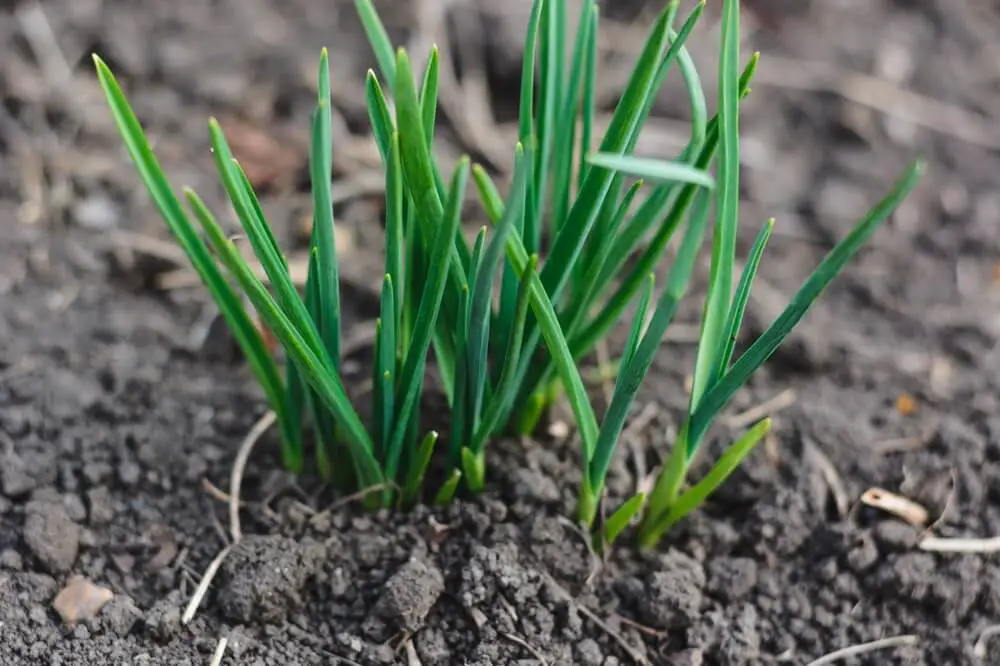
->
[[2, 0, 1000, 664]]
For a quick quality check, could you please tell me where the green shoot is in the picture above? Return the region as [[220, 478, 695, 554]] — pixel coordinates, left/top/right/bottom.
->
[[95, 0, 922, 546]]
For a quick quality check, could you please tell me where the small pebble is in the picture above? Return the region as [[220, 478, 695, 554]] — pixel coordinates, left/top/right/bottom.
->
[[1, 453, 37, 496], [24, 496, 80, 573], [63, 494, 87, 523], [53, 576, 115, 624], [117, 460, 141, 487], [873, 520, 919, 551], [87, 486, 114, 525], [29, 605, 49, 625], [100, 595, 142, 636], [0, 548, 23, 570], [83, 462, 114, 486], [72, 195, 120, 230]]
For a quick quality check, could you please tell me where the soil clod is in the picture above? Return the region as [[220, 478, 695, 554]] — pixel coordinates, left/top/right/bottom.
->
[[366, 557, 444, 638], [218, 535, 326, 624], [23, 491, 80, 573]]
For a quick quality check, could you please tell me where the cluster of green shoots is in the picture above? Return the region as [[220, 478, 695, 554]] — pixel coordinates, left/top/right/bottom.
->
[[94, 0, 922, 548]]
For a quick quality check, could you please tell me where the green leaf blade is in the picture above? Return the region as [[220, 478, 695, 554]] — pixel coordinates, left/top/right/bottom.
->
[[366, 72, 395, 163], [646, 418, 771, 545], [603, 492, 646, 546], [185, 189, 382, 487], [91, 56, 298, 471], [618, 273, 655, 376], [310, 49, 342, 368], [354, 0, 397, 85], [386, 132, 405, 342], [434, 470, 462, 505], [537, 2, 674, 305], [689, 0, 742, 413], [570, 55, 758, 358], [401, 431, 439, 506], [461, 447, 486, 493], [472, 254, 538, 456], [688, 158, 925, 449], [466, 145, 528, 444], [586, 154, 715, 190], [386, 157, 472, 480], [376, 276, 397, 455], [718, 218, 774, 374], [582, 186, 713, 527]]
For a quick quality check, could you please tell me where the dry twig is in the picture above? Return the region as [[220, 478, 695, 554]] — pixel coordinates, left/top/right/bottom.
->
[[872, 433, 930, 455], [722, 389, 797, 430], [974, 624, 1000, 660], [541, 573, 649, 666], [230, 411, 276, 543], [181, 545, 233, 625], [208, 636, 229, 666], [805, 440, 850, 520], [502, 633, 549, 665], [182, 410, 275, 625], [918, 535, 1000, 554], [804, 634, 919, 666]]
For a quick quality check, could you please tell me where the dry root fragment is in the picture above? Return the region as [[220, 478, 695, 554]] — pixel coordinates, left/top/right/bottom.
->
[[918, 535, 1000, 554]]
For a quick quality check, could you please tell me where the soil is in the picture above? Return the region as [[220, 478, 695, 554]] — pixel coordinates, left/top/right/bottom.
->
[[3, 0, 1000, 664]]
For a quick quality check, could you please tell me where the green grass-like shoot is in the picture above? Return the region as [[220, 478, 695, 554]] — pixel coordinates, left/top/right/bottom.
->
[[95, 0, 922, 545]]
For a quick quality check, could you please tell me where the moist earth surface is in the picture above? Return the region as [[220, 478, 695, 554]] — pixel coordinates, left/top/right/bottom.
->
[[2, 0, 1000, 664]]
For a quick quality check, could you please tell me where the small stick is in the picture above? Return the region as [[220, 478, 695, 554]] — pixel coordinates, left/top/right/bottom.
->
[[207, 506, 230, 546], [614, 613, 667, 638], [202, 478, 234, 504], [502, 633, 549, 665], [860, 487, 929, 526], [872, 433, 929, 455], [181, 545, 233, 625], [918, 535, 1000, 553], [541, 573, 649, 666], [804, 634, 919, 666], [722, 389, 796, 430], [326, 481, 398, 512], [555, 515, 601, 584], [208, 636, 228, 666], [230, 411, 275, 543], [181, 411, 273, 627], [806, 440, 850, 519], [974, 624, 1000, 659]]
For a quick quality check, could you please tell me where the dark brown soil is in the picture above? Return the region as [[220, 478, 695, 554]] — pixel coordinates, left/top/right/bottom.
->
[[3, 0, 1000, 664]]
